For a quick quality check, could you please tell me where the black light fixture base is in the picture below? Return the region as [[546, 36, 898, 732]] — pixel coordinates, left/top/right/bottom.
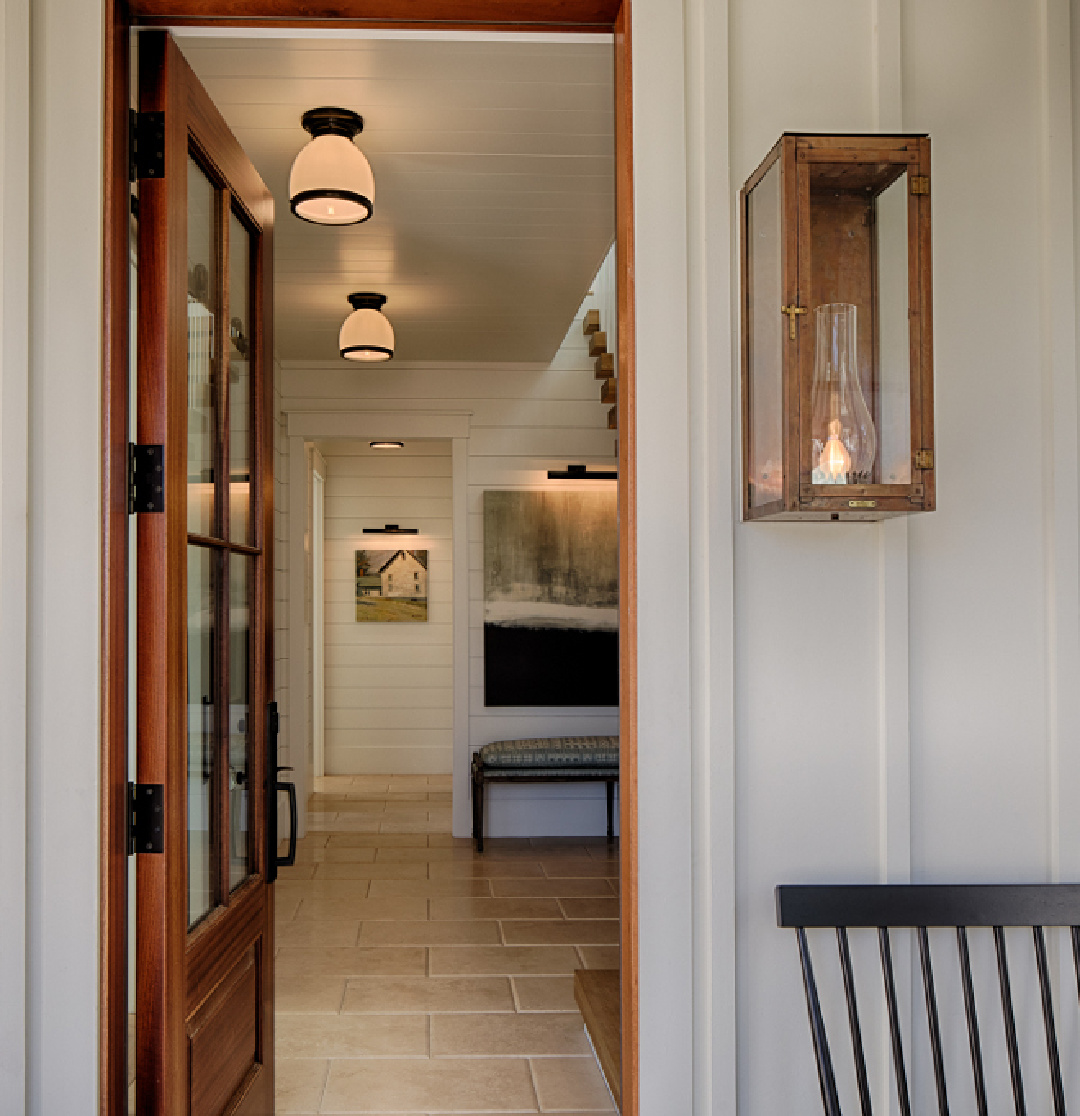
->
[[347, 292, 388, 311], [547, 463, 618, 481], [290, 189, 372, 225], [363, 524, 419, 535], [301, 106, 364, 139]]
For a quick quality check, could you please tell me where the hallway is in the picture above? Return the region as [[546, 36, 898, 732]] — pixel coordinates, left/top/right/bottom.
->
[[275, 775, 620, 1113]]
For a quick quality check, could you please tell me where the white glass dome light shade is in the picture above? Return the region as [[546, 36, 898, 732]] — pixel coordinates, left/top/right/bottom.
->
[[289, 107, 374, 226], [340, 293, 395, 362]]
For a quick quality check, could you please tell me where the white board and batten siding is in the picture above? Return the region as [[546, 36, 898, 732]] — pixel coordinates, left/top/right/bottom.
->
[[281, 289, 620, 835]]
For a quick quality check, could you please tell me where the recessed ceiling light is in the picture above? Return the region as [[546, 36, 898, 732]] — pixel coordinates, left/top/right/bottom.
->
[[369, 440, 404, 450], [289, 107, 374, 226], [340, 293, 395, 362]]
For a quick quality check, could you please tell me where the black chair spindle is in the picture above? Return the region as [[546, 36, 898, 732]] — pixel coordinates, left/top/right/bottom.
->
[[878, 926, 913, 1116], [917, 927, 950, 1116], [993, 925, 1028, 1116], [956, 926, 990, 1116], [1032, 926, 1067, 1116], [797, 927, 843, 1116], [836, 926, 873, 1116]]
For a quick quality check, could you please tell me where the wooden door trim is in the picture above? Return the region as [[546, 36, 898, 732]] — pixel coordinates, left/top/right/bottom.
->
[[101, 6, 638, 1114]]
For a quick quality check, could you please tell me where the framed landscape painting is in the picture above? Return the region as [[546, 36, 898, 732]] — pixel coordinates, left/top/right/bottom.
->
[[483, 490, 618, 706], [355, 549, 429, 622]]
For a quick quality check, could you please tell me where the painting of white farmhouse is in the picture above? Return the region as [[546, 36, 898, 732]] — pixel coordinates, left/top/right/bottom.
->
[[483, 490, 618, 706], [355, 549, 429, 622]]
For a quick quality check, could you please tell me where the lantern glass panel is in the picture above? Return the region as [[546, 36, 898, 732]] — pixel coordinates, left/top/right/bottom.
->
[[746, 160, 784, 507], [805, 161, 912, 487], [874, 173, 912, 484]]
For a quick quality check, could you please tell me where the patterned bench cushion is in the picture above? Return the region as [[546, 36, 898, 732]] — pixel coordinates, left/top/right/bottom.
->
[[478, 736, 619, 769]]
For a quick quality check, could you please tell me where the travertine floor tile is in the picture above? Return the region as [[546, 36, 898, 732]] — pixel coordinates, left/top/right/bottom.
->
[[512, 977, 577, 1012], [276, 921, 361, 948], [321, 1057, 537, 1113], [319, 846, 382, 863], [321, 816, 383, 833], [278, 880, 372, 900], [576, 947, 620, 970], [275, 1058, 329, 1112], [278, 864, 319, 881], [429, 946, 580, 976], [276, 1013, 428, 1058], [275, 975, 347, 1014], [431, 1013, 590, 1057], [538, 860, 615, 879], [530, 1058, 615, 1112], [430, 861, 545, 879], [329, 833, 429, 848], [277, 896, 303, 922], [557, 899, 619, 920], [368, 879, 492, 899], [429, 898, 562, 922], [314, 862, 430, 881], [501, 921, 619, 947], [342, 976, 515, 1014], [491, 879, 615, 899], [277, 946, 427, 979], [296, 898, 428, 922], [358, 920, 501, 946]]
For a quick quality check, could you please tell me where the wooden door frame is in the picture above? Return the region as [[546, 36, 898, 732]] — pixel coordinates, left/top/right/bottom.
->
[[101, 3, 638, 1113]]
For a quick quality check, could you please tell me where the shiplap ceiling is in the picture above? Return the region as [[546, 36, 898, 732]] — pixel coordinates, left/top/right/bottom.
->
[[174, 33, 615, 364]]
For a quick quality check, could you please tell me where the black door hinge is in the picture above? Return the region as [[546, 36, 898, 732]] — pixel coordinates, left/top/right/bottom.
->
[[128, 442, 164, 514], [130, 109, 165, 182], [128, 783, 165, 855]]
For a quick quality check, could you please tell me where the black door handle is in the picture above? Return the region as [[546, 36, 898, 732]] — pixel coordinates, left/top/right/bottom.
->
[[276, 766, 297, 868], [265, 703, 300, 882]]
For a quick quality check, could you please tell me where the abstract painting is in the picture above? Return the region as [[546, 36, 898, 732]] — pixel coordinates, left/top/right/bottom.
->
[[483, 490, 618, 706], [355, 549, 429, 622]]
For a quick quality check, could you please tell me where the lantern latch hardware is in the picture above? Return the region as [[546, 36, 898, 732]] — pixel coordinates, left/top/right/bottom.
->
[[914, 448, 934, 469], [781, 305, 807, 340], [128, 442, 165, 514], [910, 175, 930, 196], [131, 110, 165, 181], [128, 783, 164, 855]]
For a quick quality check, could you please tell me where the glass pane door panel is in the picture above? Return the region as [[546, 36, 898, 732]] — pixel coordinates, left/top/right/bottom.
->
[[187, 544, 215, 926], [228, 212, 252, 544], [187, 157, 217, 536], [874, 173, 912, 484], [747, 160, 783, 506], [228, 554, 253, 890]]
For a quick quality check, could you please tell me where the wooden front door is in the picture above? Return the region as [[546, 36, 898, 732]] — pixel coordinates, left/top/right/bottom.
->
[[134, 29, 275, 1116]]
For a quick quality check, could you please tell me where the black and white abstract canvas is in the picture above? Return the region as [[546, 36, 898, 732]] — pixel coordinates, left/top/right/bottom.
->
[[483, 490, 618, 706]]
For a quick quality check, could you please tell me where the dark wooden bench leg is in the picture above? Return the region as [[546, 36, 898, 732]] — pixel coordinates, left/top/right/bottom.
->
[[606, 780, 615, 842], [472, 756, 485, 853]]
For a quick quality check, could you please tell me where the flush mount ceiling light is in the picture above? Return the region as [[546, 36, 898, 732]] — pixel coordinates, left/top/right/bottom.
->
[[340, 293, 394, 362], [369, 440, 404, 450], [289, 107, 374, 226]]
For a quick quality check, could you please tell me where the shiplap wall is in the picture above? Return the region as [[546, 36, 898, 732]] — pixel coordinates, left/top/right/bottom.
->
[[273, 370, 290, 774], [281, 285, 621, 833], [320, 440, 454, 774]]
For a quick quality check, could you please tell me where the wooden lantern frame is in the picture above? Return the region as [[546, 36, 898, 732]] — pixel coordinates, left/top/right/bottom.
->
[[740, 133, 935, 521]]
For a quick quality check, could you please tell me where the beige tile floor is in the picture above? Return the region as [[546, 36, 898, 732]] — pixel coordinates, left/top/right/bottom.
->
[[276, 773, 620, 1115]]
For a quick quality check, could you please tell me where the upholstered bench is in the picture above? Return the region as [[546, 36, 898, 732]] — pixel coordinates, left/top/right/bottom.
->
[[470, 736, 619, 852]]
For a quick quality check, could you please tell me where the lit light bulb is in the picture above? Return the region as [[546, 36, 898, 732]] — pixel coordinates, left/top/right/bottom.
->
[[818, 419, 851, 482], [327, 205, 335, 216]]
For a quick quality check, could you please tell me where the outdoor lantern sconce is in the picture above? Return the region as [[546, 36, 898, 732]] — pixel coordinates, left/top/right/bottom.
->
[[339, 292, 394, 362], [740, 133, 935, 521], [289, 107, 374, 225]]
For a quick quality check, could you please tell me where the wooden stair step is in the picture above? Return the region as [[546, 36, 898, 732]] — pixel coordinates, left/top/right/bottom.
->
[[589, 331, 608, 358], [595, 352, 615, 379], [607, 405, 618, 430], [600, 378, 617, 405], [583, 308, 601, 335], [574, 969, 621, 1111]]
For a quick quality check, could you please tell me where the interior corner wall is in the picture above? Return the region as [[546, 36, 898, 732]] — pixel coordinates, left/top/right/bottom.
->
[[280, 304, 619, 836], [320, 440, 454, 775]]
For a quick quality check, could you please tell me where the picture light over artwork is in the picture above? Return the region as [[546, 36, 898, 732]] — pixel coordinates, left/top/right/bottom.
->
[[363, 524, 419, 535], [546, 464, 618, 481]]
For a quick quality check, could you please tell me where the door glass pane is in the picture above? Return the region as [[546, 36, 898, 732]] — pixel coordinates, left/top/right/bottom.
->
[[746, 160, 783, 506], [188, 544, 215, 926], [229, 554, 253, 890], [228, 212, 253, 544], [188, 157, 217, 537]]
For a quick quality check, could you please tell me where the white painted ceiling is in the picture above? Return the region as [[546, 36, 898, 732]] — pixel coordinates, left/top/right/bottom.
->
[[174, 33, 615, 364]]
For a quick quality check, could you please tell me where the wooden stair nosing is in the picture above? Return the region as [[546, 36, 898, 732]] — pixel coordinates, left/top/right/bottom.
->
[[607, 405, 617, 430], [574, 969, 621, 1111], [589, 331, 608, 358], [594, 352, 615, 379], [583, 308, 601, 335], [600, 378, 617, 405]]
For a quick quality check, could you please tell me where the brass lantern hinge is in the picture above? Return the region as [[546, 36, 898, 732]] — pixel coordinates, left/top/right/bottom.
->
[[910, 175, 930, 196], [914, 448, 934, 470], [780, 305, 807, 340]]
